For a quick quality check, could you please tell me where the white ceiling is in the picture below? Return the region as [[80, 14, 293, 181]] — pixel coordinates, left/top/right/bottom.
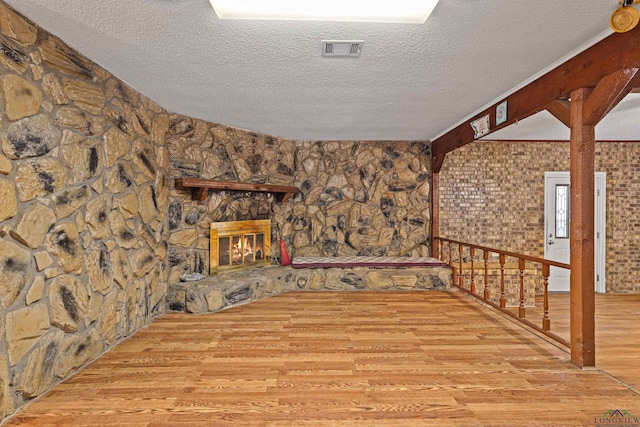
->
[[5, 0, 630, 142]]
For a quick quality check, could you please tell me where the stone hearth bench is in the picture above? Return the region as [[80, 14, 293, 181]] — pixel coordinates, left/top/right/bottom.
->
[[167, 257, 452, 314]]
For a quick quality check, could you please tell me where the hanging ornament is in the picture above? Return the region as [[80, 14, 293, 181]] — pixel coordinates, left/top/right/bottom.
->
[[610, 0, 640, 33]]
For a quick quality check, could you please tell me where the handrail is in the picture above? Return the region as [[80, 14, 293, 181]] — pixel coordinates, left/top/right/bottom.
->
[[435, 237, 570, 270], [434, 236, 570, 348]]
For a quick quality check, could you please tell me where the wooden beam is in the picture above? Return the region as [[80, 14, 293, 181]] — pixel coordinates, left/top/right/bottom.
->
[[569, 87, 596, 368], [432, 152, 446, 174], [432, 25, 640, 160], [628, 70, 640, 91], [542, 68, 637, 130], [431, 172, 440, 257], [480, 139, 640, 143], [545, 100, 571, 128], [583, 68, 638, 126]]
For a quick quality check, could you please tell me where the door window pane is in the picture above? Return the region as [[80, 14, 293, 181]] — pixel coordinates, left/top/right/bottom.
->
[[555, 184, 569, 238]]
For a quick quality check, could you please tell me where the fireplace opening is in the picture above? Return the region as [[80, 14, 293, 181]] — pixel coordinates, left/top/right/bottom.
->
[[223, 234, 264, 265], [210, 220, 271, 274]]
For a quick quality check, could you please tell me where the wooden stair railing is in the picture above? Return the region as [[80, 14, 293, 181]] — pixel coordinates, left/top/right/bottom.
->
[[433, 237, 570, 348]]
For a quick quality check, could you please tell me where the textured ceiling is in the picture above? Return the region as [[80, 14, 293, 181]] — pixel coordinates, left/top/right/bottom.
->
[[5, 0, 625, 142]]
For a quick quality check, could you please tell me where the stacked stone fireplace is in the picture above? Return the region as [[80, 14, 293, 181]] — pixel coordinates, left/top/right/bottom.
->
[[164, 124, 452, 317], [209, 219, 271, 274], [0, 2, 446, 421]]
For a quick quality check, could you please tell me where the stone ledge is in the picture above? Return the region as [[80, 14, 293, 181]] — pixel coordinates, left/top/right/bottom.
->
[[167, 264, 453, 314]]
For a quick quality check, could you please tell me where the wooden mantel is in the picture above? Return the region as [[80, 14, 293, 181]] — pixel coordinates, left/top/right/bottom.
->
[[175, 178, 299, 202]]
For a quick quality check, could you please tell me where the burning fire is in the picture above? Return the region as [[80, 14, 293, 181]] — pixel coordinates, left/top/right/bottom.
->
[[232, 235, 262, 264]]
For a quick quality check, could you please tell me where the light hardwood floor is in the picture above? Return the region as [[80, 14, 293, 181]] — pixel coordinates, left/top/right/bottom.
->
[[4, 290, 640, 426], [527, 292, 640, 393]]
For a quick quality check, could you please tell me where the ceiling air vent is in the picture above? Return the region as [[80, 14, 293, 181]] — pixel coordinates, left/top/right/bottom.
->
[[322, 40, 363, 57]]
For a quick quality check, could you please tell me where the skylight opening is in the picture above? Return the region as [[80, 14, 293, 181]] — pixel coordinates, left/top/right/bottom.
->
[[208, 0, 440, 24]]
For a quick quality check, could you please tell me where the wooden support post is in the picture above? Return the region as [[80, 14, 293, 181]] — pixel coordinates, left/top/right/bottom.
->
[[432, 172, 440, 258], [569, 87, 596, 368], [566, 69, 636, 367]]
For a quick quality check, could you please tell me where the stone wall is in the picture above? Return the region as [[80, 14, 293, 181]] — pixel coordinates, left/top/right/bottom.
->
[[168, 120, 433, 279], [439, 140, 640, 293], [167, 116, 297, 282], [0, 3, 169, 419], [0, 1, 435, 421], [289, 141, 432, 258]]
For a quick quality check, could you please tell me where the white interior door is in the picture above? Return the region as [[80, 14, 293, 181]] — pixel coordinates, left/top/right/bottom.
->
[[544, 172, 606, 293]]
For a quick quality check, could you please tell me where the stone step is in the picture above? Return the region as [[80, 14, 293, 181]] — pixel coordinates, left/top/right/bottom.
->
[[167, 264, 452, 314]]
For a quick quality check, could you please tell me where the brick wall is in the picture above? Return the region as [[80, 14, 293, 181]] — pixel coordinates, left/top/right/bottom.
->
[[439, 140, 640, 293]]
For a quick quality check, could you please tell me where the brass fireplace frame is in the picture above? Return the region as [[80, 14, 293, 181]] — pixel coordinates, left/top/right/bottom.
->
[[209, 219, 271, 275]]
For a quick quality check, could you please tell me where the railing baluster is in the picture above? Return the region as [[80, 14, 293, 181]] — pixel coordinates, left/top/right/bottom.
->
[[470, 247, 476, 293], [432, 237, 569, 348], [458, 244, 464, 288], [542, 264, 551, 331], [499, 254, 506, 308], [448, 242, 457, 285], [483, 250, 489, 301], [518, 258, 526, 318]]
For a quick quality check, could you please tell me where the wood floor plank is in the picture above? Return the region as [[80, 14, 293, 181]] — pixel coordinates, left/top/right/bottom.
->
[[4, 290, 640, 426]]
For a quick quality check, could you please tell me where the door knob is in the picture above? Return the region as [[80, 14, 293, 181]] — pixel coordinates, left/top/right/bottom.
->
[[548, 240, 555, 245]]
